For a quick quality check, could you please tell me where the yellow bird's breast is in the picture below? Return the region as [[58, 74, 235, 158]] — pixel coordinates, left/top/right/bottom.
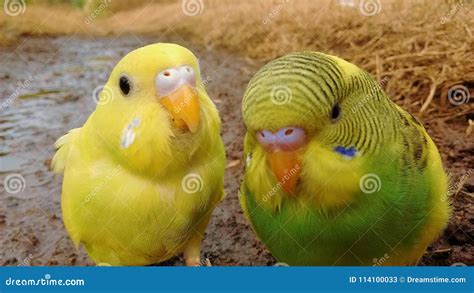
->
[[61, 151, 219, 265]]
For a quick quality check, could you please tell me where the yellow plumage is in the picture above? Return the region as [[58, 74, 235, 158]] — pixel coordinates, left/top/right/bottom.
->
[[53, 43, 225, 266]]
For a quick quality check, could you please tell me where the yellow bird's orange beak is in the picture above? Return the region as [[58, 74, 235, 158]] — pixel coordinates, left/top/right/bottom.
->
[[266, 150, 301, 195], [159, 84, 200, 133]]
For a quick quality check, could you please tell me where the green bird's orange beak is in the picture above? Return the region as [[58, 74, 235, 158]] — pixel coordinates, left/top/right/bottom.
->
[[266, 150, 302, 195], [257, 127, 307, 195], [159, 84, 200, 133]]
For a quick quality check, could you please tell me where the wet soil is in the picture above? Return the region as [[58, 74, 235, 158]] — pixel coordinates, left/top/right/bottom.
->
[[0, 37, 472, 266]]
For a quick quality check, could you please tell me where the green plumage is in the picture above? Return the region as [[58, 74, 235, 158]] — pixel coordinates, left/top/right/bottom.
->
[[240, 52, 450, 266]]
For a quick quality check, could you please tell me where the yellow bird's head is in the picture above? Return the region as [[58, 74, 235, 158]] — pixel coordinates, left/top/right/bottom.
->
[[89, 43, 220, 177]]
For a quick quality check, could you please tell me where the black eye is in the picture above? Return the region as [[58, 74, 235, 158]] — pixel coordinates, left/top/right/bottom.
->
[[119, 76, 131, 96], [331, 103, 341, 121]]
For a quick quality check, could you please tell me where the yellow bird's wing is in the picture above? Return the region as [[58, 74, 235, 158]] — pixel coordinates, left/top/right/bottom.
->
[[52, 128, 81, 174], [52, 127, 85, 248]]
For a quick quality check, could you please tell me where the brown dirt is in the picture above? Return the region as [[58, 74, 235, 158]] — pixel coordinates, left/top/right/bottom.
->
[[0, 36, 472, 267]]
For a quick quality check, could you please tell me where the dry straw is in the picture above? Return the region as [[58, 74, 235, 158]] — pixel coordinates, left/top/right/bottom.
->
[[1, 0, 472, 121]]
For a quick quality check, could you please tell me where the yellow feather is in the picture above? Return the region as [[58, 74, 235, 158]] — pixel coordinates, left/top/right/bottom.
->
[[53, 43, 225, 265]]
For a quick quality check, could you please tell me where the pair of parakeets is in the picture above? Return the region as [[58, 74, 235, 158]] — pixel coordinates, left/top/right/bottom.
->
[[53, 43, 450, 266]]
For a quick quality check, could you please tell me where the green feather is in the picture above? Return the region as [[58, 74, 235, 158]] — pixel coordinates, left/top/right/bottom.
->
[[240, 52, 450, 265]]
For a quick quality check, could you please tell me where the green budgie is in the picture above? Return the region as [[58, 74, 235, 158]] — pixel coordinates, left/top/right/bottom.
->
[[239, 52, 450, 265]]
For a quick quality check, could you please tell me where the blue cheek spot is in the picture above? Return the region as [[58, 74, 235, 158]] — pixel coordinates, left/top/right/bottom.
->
[[334, 146, 357, 158]]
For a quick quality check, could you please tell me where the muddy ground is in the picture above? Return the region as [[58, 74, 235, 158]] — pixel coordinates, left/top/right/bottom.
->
[[0, 37, 472, 266]]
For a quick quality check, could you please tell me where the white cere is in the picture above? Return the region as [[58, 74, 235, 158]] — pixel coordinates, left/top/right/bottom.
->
[[120, 118, 141, 149], [179, 65, 195, 84], [156, 65, 196, 97], [156, 68, 180, 96]]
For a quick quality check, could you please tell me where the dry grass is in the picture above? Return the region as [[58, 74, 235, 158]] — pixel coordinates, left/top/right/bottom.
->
[[0, 0, 473, 118]]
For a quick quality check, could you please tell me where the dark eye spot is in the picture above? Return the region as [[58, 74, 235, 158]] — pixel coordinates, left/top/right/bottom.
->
[[331, 103, 341, 121], [119, 76, 131, 96]]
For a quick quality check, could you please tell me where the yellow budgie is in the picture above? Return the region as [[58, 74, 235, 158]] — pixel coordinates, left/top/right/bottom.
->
[[52, 43, 225, 266]]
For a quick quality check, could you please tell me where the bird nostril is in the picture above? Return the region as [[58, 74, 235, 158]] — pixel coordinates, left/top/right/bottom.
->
[[164, 71, 170, 77], [261, 132, 265, 138], [284, 129, 293, 136]]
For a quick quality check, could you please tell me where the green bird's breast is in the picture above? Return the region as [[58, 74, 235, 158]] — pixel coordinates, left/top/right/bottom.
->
[[242, 144, 449, 266], [244, 186, 424, 265]]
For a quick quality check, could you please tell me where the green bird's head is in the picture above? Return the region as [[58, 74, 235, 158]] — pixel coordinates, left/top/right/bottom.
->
[[242, 52, 393, 208]]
